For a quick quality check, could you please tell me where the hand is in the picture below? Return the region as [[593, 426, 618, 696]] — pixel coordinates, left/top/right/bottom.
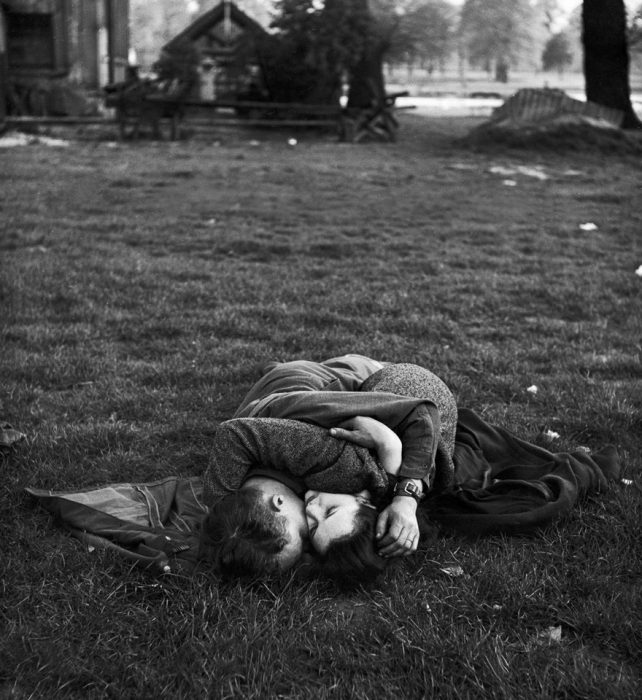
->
[[330, 416, 402, 474], [329, 416, 390, 448], [375, 498, 420, 558]]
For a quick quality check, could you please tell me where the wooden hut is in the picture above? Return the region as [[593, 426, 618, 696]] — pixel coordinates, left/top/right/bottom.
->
[[1, 0, 129, 115], [162, 1, 269, 102]]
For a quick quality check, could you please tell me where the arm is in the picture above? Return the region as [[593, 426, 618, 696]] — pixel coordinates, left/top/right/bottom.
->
[[329, 416, 402, 475], [201, 417, 389, 504], [233, 356, 383, 418], [245, 390, 440, 486], [328, 415, 424, 558]]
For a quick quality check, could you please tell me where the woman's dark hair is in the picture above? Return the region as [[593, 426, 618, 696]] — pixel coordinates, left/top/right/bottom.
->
[[198, 487, 288, 579], [317, 503, 387, 587]]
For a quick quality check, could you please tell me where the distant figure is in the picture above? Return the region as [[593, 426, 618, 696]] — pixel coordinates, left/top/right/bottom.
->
[[199, 59, 217, 101]]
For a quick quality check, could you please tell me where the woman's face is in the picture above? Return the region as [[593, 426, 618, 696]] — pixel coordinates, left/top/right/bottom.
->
[[304, 490, 373, 554]]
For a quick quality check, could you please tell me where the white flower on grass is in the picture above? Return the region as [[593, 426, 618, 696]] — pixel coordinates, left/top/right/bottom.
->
[[527, 385, 538, 395], [503, 179, 517, 187], [635, 265, 642, 277], [579, 222, 598, 231], [622, 478, 633, 486], [288, 138, 298, 146], [544, 429, 560, 439]]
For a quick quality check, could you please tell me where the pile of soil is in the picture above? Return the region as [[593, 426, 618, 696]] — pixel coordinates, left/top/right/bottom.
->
[[463, 119, 642, 154], [462, 88, 642, 154]]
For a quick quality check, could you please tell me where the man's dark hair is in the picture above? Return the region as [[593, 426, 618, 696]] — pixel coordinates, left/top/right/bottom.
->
[[317, 503, 387, 587], [198, 487, 289, 578]]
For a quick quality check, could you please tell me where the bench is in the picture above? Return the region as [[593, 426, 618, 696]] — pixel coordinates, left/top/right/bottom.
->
[[146, 97, 345, 137], [104, 84, 411, 142]]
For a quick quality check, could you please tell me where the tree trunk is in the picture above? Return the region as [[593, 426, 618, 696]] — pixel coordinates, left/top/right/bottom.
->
[[346, 0, 388, 110], [347, 45, 386, 109], [582, 0, 642, 129], [494, 60, 509, 83], [0, 5, 7, 125]]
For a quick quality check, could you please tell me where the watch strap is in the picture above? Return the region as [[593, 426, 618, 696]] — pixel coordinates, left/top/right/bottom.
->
[[393, 478, 425, 503]]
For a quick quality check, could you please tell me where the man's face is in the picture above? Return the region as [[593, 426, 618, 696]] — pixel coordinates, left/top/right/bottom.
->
[[270, 490, 309, 570], [242, 477, 310, 571]]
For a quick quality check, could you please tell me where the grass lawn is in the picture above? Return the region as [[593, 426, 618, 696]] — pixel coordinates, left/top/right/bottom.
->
[[1, 114, 641, 699]]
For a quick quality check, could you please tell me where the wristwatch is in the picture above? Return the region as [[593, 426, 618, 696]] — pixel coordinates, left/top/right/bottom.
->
[[393, 478, 425, 503]]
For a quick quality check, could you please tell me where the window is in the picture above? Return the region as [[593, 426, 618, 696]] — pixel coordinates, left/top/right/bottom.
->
[[7, 12, 55, 70]]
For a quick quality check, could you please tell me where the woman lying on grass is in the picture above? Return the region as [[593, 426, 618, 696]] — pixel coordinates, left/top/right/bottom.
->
[[304, 412, 622, 586], [200, 359, 621, 586]]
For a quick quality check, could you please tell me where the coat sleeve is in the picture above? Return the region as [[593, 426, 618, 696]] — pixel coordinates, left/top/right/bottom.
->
[[202, 417, 389, 505], [245, 391, 440, 485]]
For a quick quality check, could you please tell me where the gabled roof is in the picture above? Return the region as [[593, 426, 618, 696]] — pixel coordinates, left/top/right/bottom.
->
[[164, 1, 269, 53]]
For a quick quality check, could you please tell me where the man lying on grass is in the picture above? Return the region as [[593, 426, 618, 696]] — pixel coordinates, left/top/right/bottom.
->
[[199, 356, 621, 586], [199, 355, 458, 580]]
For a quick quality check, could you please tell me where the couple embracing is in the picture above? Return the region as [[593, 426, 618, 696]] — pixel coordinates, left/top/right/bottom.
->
[[198, 355, 620, 586]]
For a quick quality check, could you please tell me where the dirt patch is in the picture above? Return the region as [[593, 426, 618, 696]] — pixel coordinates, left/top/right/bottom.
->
[[462, 120, 642, 154]]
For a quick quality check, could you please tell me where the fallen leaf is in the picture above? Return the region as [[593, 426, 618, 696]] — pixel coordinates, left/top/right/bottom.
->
[[440, 565, 465, 577], [515, 165, 548, 180], [489, 165, 515, 176], [503, 179, 517, 187], [0, 424, 26, 447], [36, 135, 70, 148], [527, 385, 538, 395], [537, 625, 562, 643]]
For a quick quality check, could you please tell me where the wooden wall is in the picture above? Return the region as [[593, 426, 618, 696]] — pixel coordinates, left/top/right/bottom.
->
[[1, 0, 129, 89]]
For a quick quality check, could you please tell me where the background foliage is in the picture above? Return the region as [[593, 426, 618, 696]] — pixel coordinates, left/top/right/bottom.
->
[[129, 1, 642, 79]]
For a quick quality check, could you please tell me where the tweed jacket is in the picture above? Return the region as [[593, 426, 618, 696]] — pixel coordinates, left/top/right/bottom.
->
[[202, 358, 458, 505]]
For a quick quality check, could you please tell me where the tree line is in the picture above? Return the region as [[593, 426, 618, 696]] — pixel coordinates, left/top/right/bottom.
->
[[131, 0, 641, 128]]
